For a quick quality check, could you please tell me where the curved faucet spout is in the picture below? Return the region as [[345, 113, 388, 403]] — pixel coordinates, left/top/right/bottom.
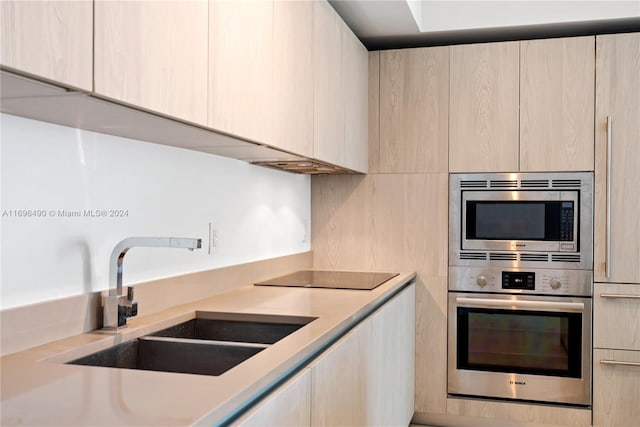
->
[[108, 237, 202, 296], [104, 236, 202, 331]]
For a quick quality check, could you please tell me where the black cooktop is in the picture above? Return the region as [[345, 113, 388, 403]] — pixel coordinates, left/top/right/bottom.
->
[[254, 270, 399, 290]]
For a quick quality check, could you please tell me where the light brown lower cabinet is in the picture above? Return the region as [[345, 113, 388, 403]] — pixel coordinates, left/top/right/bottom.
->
[[234, 283, 415, 426], [234, 369, 312, 426], [593, 282, 640, 427], [593, 349, 640, 427], [444, 397, 592, 427], [311, 284, 415, 426], [594, 283, 640, 351]]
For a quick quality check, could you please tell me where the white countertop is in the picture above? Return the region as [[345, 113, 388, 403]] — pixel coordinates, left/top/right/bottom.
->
[[0, 272, 415, 426]]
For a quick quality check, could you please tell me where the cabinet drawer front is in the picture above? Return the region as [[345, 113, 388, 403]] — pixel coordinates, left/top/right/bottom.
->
[[593, 349, 640, 427], [594, 283, 640, 350]]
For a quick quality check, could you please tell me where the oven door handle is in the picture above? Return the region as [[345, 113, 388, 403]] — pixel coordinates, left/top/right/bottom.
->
[[456, 297, 585, 312]]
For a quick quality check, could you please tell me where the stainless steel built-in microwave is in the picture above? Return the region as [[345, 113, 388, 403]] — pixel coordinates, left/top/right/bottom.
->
[[449, 172, 593, 270]]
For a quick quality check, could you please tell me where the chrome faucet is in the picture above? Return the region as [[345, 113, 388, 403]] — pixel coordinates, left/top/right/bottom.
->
[[103, 236, 202, 331]]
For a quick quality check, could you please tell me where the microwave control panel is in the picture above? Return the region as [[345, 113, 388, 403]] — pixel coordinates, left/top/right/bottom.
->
[[560, 202, 574, 241]]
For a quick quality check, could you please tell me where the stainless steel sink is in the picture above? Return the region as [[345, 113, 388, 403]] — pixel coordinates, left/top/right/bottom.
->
[[67, 312, 316, 376], [69, 337, 265, 376], [149, 311, 316, 344]]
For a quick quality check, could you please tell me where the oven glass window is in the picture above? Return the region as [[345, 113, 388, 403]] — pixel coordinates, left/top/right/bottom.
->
[[457, 308, 582, 378], [465, 201, 573, 241]]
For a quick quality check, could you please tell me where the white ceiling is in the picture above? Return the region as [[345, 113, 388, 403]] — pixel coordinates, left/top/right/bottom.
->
[[329, 0, 640, 49]]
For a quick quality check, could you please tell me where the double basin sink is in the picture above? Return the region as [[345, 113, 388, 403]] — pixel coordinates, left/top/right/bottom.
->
[[69, 312, 316, 377]]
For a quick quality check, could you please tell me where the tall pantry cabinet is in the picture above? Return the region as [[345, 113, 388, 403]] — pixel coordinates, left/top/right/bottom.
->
[[592, 32, 640, 427], [594, 33, 640, 285]]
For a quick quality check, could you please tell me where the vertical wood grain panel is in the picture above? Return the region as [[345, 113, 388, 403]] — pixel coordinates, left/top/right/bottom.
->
[[310, 285, 415, 425], [310, 308, 371, 426], [520, 36, 595, 172], [235, 369, 311, 426], [313, 0, 344, 166], [593, 349, 640, 427], [368, 52, 381, 173], [449, 41, 519, 172], [380, 47, 449, 173], [95, 0, 208, 125], [272, 0, 314, 158], [594, 33, 640, 283], [414, 276, 448, 414], [209, 0, 273, 142], [312, 173, 447, 276], [342, 26, 369, 173], [593, 283, 640, 350], [367, 284, 415, 425], [311, 173, 448, 414], [446, 397, 591, 426], [311, 175, 375, 270], [1, 0, 93, 91]]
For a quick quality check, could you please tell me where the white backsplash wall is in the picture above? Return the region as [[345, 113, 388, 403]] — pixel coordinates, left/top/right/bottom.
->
[[0, 113, 311, 310]]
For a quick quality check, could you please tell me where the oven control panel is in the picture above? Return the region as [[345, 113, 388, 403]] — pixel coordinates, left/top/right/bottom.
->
[[502, 271, 535, 290], [449, 266, 593, 296]]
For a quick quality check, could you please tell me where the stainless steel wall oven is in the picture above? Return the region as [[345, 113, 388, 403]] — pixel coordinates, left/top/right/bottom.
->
[[448, 172, 594, 407]]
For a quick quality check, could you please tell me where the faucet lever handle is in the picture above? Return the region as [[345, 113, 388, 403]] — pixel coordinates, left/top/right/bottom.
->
[[127, 286, 135, 302]]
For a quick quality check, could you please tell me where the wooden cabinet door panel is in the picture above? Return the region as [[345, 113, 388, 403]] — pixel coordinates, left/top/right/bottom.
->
[[342, 25, 369, 173], [313, 0, 344, 167], [272, 0, 314, 158], [593, 349, 640, 427], [95, 0, 207, 125], [1, 0, 93, 91], [368, 52, 381, 173], [209, 0, 273, 143], [234, 369, 311, 426], [594, 33, 640, 283], [380, 47, 449, 173], [449, 41, 519, 173], [594, 283, 640, 351], [310, 284, 415, 426], [520, 36, 595, 172]]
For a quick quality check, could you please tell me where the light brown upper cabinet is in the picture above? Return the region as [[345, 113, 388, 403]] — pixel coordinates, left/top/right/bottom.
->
[[449, 37, 595, 173], [312, 0, 345, 169], [0, 0, 93, 91], [449, 42, 519, 173], [594, 33, 640, 284], [313, 1, 368, 173], [380, 47, 449, 173], [209, 0, 273, 143], [272, 0, 314, 159], [94, 0, 208, 125], [520, 36, 595, 171], [342, 23, 369, 173]]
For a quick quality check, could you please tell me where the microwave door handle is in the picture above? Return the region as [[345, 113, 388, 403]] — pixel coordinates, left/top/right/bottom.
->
[[606, 115, 612, 279], [456, 297, 585, 312]]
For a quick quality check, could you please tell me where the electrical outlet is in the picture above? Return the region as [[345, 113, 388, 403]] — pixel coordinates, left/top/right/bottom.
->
[[302, 219, 309, 244], [208, 222, 218, 255]]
